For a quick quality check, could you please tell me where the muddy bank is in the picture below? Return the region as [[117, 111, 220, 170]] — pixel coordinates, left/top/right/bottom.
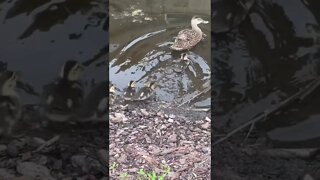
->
[[0, 117, 108, 179], [109, 101, 211, 179]]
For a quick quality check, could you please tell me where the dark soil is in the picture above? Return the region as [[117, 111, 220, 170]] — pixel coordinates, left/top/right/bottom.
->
[[0, 110, 108, 180], [109, 101, 211, 180]]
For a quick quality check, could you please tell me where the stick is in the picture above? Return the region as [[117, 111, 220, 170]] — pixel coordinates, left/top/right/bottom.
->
[[33, 135, 60, 153], [178, 87, 211, 107], [213, 78, 320, 146]]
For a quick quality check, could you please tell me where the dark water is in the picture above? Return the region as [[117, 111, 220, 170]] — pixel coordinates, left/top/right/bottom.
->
[[213, 0, 320, 147], [0, 0, 107, 105], [109, 0, 211, 107]]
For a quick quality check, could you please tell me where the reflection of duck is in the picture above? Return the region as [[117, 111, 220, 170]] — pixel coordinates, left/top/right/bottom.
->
[[123, 80, 136, 101], [0, 71, 22, 136], [42, 60, 84, 122], [170, 16, 209, 51], [134, 81, 156, 101], [109, 84, 116, 105]]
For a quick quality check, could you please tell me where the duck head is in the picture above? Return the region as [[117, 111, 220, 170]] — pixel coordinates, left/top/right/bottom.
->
[[109, 84, 116, 93], [191, 16, 209, 25], [60, 60, 84, 81], [128, 80, 136, 88], [0, 70, 18, 96]]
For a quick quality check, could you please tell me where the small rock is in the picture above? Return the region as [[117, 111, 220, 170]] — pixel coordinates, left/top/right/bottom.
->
[[169, 114, 176, 119], [168, 133, 177, 143], [17, 162, 54, 180], [7, 143, 19, 157], [168, 118, 174, 123], [205, 117, 211, 122], [110, 112, 128, 122], [128, 168, 138, 173], [71, 155, 88, 173], [140, 109, 149, 116], [157, 111, 163, 117], [21, 152, 32, 161], [53, 160, 63, 170], [179, 158, 186, 164], [117, 154, 127, 163], [168, 172, 180, 179], [304, 174, 314, 180], [0, 144, 7, 155], [28, 137, 45, 148], [145, 135, 152, 143], [0, 168, 15, 179], [201, 122, 211, 129], [164, 114, 169, 119]]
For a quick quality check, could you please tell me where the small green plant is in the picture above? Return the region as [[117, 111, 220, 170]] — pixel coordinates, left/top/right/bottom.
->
[[109, 162, 118, 173], [119, 172, 129, 179], [136, 164, 171, 180]]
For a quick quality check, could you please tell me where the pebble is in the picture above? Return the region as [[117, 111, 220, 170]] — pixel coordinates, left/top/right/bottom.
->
[[7, 142, 19, 157], [168, 118, 174, 123], [140, 109, 149, 116], [28, 137, 45, 148], [168, 172, 180, 179], [0, 168, 15, 179], [304, 174, 314, 180], [169, 114, 176, 119], [145, 135, 152, 143], [201, 122, 211, 130], [17, 162, 55, 180], [168, 133, 177, 143], [0, 144, 7, 155], [205, 116, 211, 122], [71, 155, 88, 173]]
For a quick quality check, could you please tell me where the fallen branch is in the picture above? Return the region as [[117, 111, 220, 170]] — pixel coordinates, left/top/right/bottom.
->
[[213, 78, 320, 146], [178, 87, 211, 107], [33, 135, 60, 153]]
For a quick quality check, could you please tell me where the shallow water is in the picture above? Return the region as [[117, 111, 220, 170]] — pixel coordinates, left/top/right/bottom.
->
[[0, 0, 107, 105], [213, 0, 320, 147], [109, 0, 211, 107]]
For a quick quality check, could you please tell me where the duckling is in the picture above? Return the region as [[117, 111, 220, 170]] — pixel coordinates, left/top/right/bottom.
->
[[73, 81, 107, 122], [109, 84, 116, 105], [123, 80, 136, 101], [170, 16, 209, 51], [42, 60, 84, 122], [0, 70, 22, 136], [134, 81, 156, 101]]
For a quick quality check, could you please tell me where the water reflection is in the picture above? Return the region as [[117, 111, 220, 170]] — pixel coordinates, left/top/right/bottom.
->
[[0, 0, 107, 123], [214, 0, 320, 147], [109, 0, 210, 106]]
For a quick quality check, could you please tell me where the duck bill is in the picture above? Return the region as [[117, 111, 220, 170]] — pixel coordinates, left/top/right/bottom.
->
[[202, 20, 209, 24]]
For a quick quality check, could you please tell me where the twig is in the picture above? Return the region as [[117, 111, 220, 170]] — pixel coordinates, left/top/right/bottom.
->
[[213, 78, 320, 146], [178, 87, 211, 107], [33, 135, 60, 153]]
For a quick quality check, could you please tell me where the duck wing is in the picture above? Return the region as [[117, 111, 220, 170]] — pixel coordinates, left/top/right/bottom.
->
[[171, 29, 202, 51]]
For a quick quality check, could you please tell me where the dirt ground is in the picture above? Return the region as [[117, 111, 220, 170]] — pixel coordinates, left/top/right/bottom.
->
[[0, 109, 108, 179], [109, 101, 211, 180]]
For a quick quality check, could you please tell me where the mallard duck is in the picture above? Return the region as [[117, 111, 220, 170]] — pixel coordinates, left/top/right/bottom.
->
[[170, 16, 209, 51], [42, 60, 84, 122], [123, 80, 136, 101], [109, 84, 116, 105], [134, 81, 156, 101], [0, 70, 22, 136]]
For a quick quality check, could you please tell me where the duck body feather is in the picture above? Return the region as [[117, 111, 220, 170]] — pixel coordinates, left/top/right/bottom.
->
[[170, 29, 202, 51]]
